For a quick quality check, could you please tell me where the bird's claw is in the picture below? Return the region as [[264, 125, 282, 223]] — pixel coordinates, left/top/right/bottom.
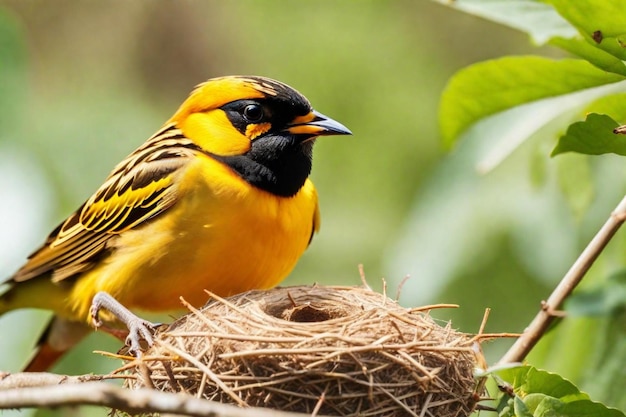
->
[[90, 303, 104, 329], [90, 291, 161, 357], [125, 319, 162, 357]]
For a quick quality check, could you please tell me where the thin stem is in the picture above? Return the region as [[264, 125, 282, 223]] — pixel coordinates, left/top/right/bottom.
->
[[498, 194, 626, 365]]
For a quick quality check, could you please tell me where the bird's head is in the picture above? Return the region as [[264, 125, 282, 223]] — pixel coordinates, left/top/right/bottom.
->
[[168, 76, 351, 197]]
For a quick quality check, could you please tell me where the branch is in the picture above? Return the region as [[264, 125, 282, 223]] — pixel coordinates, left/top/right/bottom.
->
[[0, 374, 311, 417], [498, 194, 626, 365], [0, 371, 112, 389]]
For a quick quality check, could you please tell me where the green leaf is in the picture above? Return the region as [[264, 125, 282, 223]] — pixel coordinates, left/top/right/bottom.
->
[[535, 396, 565, 417], [432, 0, 577, 44], [535, 397, 626, 417], [497, 366, 588, 400], [496, 366, 625, 417], [546, 0, 626, 60], [550, 37, 626, 76], [525, 393, 549, 414], [551, 113, 625, 156], [526, 367, 589, 401], [514, 395, 534, 417], [439, 57, 624, 148], [557, 400, 625, 417], [498, 397, 515, 417]]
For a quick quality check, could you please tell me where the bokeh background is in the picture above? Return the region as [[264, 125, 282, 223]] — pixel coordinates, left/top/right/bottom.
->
[[1, 2, 624, 416]]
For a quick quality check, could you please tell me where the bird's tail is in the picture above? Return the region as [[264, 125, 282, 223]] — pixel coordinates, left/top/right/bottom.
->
[[23, 316, 91, 372], [1, 278, 91, 371]]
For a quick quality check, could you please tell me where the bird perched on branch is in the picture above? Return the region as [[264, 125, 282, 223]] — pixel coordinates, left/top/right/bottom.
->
[[0, 75, 351, 371]]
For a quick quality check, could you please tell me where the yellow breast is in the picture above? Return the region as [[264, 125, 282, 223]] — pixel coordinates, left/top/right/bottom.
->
[[68, 154, 319, 321]]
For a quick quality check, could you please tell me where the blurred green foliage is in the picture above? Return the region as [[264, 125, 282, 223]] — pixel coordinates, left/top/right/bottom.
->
[[1, 1, 624, 416], [436, 0, 626, 413]]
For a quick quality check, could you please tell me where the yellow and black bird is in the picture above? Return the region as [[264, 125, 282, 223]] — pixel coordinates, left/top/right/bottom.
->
[[0, 75, 351, 371]]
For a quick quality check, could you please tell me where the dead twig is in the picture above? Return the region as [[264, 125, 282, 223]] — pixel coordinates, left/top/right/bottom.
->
[[498, 194, 626, 365]]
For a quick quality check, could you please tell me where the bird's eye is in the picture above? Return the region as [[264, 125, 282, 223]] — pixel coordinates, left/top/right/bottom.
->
[[242, 104, 264, 123]]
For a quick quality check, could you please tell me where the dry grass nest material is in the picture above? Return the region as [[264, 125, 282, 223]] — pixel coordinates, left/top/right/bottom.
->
[[120, 285, 485, 417]]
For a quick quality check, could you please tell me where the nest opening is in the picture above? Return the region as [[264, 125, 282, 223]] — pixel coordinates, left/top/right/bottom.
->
[[116, 285, 484, 417], [265, 298, 353, 323]]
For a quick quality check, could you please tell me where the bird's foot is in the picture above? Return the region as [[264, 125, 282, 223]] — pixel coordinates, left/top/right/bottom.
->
[[90, 291, 161, 357]]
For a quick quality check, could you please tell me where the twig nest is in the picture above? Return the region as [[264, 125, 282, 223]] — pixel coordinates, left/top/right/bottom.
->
[[122, 285, 483, 417]]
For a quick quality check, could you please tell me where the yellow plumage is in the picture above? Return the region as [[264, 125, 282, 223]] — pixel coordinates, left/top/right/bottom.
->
[[70, 159, 319, 319], [0, 75, 349, 371]]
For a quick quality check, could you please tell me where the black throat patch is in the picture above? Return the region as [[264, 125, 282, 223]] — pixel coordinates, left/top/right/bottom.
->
[[213, 135, 314, 197]]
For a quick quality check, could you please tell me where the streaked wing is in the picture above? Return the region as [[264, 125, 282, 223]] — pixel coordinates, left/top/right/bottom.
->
[[12, 124, 200, 283]]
